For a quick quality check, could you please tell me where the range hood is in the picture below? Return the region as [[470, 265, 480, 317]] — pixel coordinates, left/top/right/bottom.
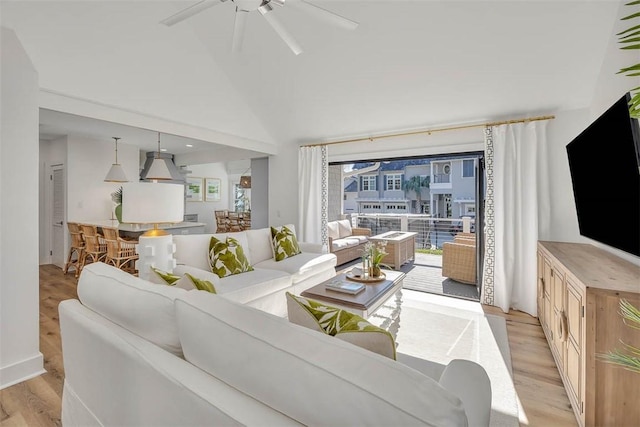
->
[[139, 152, 186, 183]]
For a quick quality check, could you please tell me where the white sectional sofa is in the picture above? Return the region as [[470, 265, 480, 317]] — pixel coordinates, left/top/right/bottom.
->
[[171, 224, 337, 317], [59, 262, 492, 426]]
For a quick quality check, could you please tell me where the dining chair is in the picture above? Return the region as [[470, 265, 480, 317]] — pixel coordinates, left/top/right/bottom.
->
[[63, 222, 85, 278], [227, 212, 242, 232], [102, 226, 139, 275], [215, 210, 229, 233]]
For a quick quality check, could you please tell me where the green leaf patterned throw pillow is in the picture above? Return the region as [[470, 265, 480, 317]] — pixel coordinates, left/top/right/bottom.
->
[[150, 267, 181, 285], [271, 225, 301, 262], [208, 236, 254, 278], [286, 292, 396, 360], [182, 272, 216, 293]]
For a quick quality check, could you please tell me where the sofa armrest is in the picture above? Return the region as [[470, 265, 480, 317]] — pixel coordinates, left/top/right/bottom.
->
[[298, 241, 324, 254], [351, 227, 372, 237], [439, 359, 491, 427]]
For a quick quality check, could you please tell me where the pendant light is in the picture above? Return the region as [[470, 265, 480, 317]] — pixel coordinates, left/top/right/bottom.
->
[[104, 137, 128, 182], [146, 132, 173, 181], [239, 167, 251, 188]]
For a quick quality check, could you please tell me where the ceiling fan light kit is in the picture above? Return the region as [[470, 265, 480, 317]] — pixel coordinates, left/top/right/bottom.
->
[[161, 0, 358, 55]]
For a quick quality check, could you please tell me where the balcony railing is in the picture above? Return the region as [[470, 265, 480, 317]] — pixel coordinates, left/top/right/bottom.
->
[[351, 213, 475, 249]]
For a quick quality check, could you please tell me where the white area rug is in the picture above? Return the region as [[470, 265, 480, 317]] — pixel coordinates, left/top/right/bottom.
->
[[385, 290, 519, 427]]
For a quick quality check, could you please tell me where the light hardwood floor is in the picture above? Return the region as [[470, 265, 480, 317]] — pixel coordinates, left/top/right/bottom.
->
[[0, 264, 577, 426]]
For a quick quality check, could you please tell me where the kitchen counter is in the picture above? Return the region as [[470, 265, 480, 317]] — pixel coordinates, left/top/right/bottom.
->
[[78, 220, 206, 238]]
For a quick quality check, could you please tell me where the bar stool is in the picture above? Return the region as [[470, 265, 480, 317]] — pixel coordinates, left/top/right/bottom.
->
[[63, 222, 85, 278], [102, 226, 139, 275], [79, 224, 107, 274]]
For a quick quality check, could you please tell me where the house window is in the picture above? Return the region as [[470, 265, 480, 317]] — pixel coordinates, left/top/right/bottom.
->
[[385, 174, 402, 190], [462, 159, 475, 178], [361, 175, 377, 191]]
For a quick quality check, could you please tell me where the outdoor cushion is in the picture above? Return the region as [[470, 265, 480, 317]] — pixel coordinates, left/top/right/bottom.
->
[[209, 236, 254, 278], [337, 219, 353, 238], [286, 293, 396, 360], [331, 237, 361, 251], [327, 221, 340, 240]]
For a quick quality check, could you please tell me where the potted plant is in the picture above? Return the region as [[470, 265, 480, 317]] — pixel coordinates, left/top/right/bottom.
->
[[111, 186, 123, 223], [363, 241, 390, 278]]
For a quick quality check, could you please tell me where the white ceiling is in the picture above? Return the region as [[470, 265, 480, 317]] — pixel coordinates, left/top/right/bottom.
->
[[1, 0, 625, 158]]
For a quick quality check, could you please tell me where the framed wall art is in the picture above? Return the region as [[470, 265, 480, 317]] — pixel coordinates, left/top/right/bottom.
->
[[186, 177, 203, 202], [205, 178, 221, 202]]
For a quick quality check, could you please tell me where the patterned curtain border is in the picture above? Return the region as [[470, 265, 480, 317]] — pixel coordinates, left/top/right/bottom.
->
[[482, 126, 495, 306], [320, 145, 329, 253]]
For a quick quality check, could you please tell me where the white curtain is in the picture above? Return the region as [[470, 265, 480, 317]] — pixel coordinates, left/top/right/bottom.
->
[[298, 146, 329, 252], [482, 121, 550, 316]]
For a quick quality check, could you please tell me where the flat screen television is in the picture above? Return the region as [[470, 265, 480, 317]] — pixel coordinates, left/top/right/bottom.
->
[[566, 92, 640, 257]]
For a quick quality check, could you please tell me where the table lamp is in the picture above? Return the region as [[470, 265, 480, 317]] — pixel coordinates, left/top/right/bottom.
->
[[122, 182, 184, 280]]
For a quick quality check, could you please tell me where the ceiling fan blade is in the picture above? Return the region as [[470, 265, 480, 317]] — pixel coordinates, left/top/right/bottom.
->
[[259, 4, 303, 55], [231, 9, 249, 53], [160, 0, 226, 27], [294, 0, 358, 31]]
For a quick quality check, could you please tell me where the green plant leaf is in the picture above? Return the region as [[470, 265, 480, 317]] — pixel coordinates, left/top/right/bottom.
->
[[617, 23, 640, 36]]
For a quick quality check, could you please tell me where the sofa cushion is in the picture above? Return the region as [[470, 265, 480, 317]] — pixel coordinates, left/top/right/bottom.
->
[[209, 236, 254, 278], [271, 225, 301, 261], [174, 265, 291, 305], [254, 252, 337, 284], [327, 221, 340, 240], [77, 262, 186, 357], [286, 293, 396, 360], [337, 219, 353, 238], [174, 232, 250, 271], [245, 228, 274, 265], [175, 291, 468, 427]]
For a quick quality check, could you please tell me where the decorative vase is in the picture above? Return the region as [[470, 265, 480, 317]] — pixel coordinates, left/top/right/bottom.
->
[[369, 265, 381, 278], [115, 203, 123, 223]]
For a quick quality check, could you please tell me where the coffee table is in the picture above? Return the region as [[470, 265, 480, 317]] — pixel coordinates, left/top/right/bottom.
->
[[301, 269, 405, 337], [370, 231, 417, 269]]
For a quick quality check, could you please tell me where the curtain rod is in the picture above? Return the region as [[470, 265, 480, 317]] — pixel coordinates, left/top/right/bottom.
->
[[302, 114, 555, 147]]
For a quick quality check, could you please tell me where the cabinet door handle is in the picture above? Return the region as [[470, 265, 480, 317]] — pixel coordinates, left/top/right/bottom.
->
[[559, 311, 569, 342]]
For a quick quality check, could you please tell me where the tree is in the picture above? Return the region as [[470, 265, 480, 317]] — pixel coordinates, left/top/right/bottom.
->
[[402, 176, 430, 213]]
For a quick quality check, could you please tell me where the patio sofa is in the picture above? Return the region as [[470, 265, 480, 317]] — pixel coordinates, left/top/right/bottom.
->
[[170, 224, 337, 317], [328, 219, 372, 265], [59, 261, 492, 426]]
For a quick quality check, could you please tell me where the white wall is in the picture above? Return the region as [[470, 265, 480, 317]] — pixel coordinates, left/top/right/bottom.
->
[[66, 136, 140, 222], [543, 0, 640, 266], [0, 27, 45, 389], [184, 163, 229, 233]]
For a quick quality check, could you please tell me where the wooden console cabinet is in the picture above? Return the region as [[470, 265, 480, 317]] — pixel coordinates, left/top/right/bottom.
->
[[537, 241, 640, 427]]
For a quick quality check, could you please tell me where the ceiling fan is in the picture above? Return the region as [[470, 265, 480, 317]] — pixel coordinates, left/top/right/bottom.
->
[[160, 0, 358, 55]]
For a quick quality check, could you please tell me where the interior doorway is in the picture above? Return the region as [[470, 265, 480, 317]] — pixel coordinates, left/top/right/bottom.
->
[[49, 164, 65, 268], [329, 152, 484, 302]]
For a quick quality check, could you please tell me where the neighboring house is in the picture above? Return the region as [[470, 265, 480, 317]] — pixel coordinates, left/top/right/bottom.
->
[[348, 157, 479, 219], [343, 178, 358, 214]]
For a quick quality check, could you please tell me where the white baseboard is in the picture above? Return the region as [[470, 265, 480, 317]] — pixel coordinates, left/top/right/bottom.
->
[[0, 352, 46, 390]]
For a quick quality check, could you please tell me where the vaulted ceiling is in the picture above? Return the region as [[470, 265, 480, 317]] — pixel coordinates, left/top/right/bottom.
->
[[0, 0, 623, 160]]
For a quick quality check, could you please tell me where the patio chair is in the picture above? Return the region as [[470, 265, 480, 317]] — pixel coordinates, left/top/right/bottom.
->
[[442, 237, 476, 285]]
